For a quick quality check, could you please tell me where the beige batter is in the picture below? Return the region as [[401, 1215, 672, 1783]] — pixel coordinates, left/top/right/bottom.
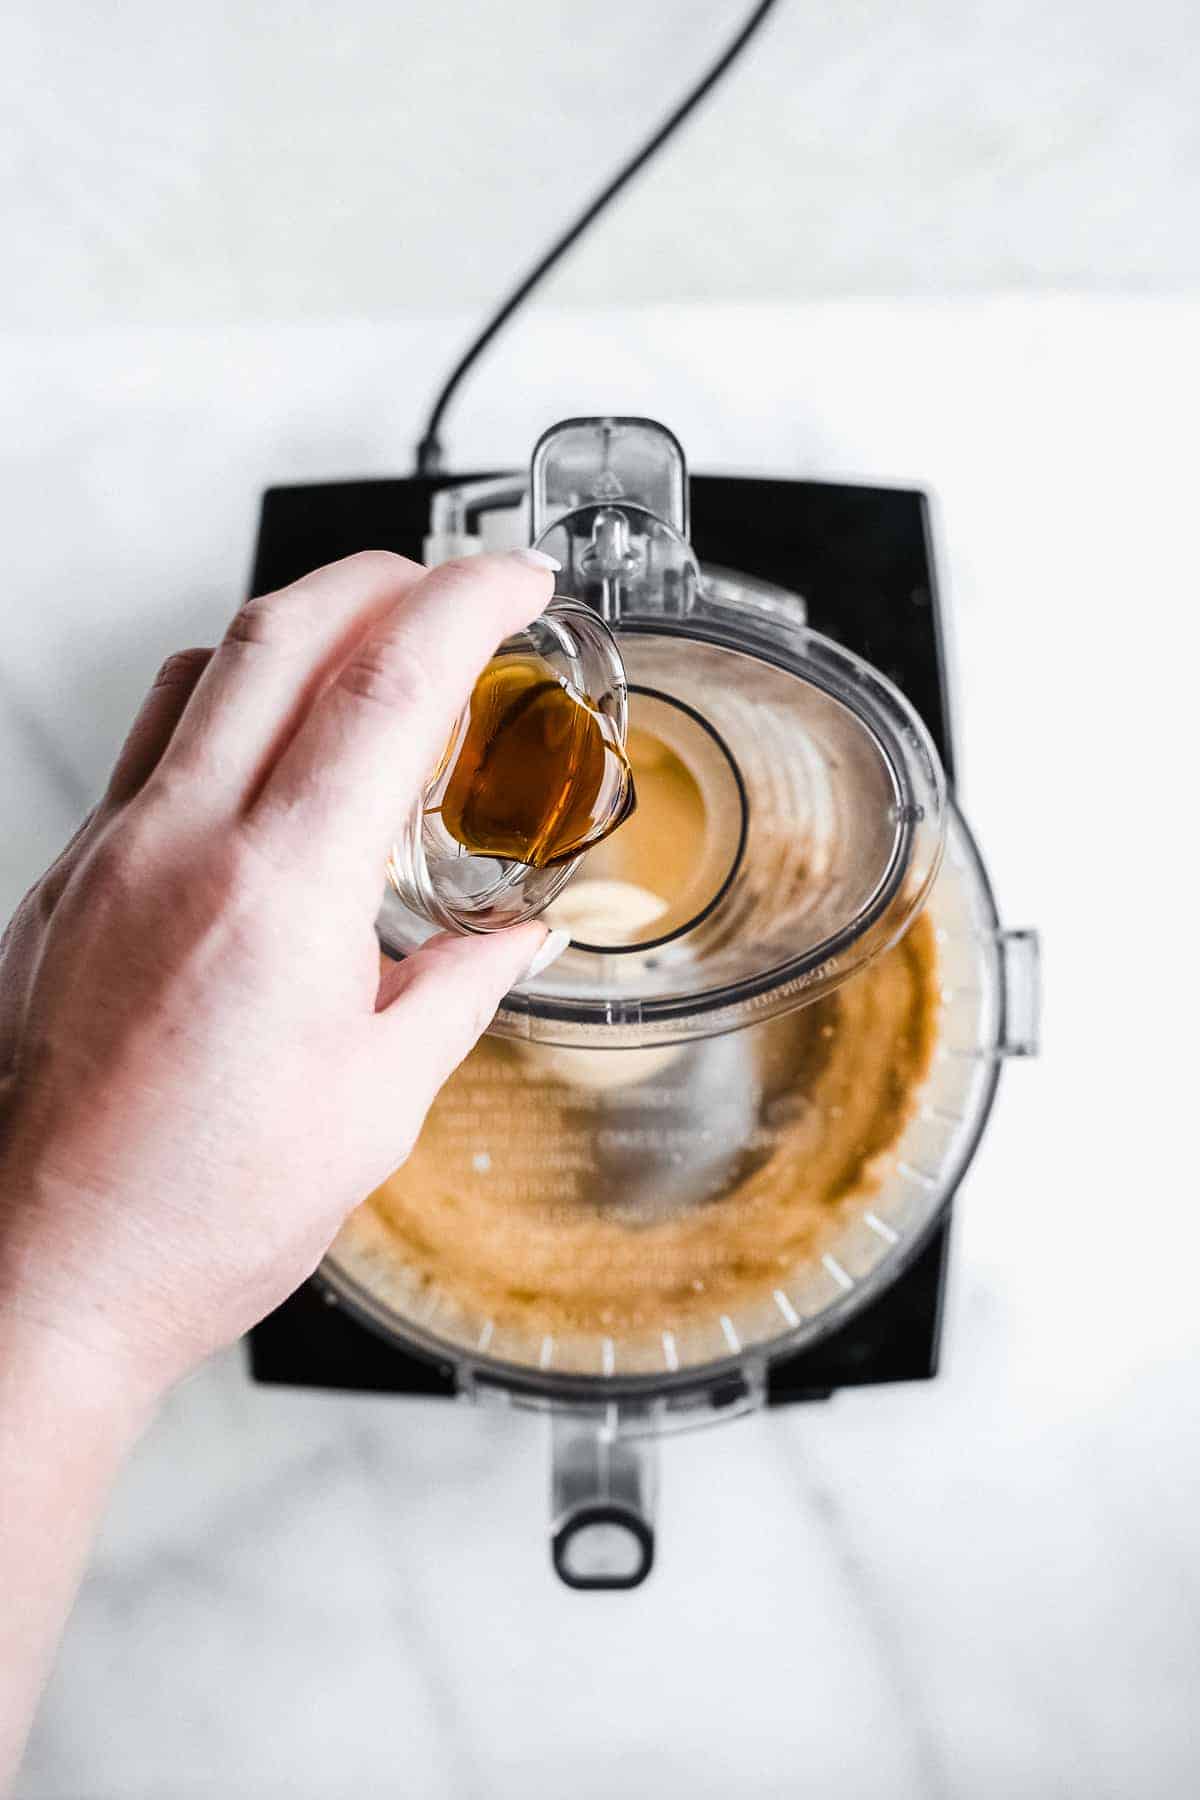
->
[[340, 711, 942, 1356], [347, 909, 939, 1341]]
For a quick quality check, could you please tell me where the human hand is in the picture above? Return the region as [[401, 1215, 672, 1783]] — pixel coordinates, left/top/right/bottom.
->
[[0, 549, 561, 1407]]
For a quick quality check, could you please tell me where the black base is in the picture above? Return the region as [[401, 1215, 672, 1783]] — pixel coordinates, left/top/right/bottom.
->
[[246, 469, 956, 1404]]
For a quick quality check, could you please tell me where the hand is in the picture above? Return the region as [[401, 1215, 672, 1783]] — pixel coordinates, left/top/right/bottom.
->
[[0, 549, 558, 1406]]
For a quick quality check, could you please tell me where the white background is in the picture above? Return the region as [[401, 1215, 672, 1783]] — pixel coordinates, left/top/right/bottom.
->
[[4, 1, 1200, 1795], [4, 0, 1199, 326]]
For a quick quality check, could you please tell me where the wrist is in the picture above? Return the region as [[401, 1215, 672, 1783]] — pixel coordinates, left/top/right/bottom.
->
[[0, 1300, 165, 1453], [0, 1198, 172, 1453], [0, 1164, 179, 1430]]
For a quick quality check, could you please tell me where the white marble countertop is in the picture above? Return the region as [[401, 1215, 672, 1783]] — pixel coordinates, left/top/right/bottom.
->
[[5, 297, 1199, 1797]]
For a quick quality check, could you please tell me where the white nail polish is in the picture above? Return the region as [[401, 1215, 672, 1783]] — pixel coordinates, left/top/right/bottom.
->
[[509, 547, 562, 573], [522, 927, 571, 981]]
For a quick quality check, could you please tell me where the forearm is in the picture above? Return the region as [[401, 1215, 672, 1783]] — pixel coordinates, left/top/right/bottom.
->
[[0, 548, 556, 1788], [0, 1306, 157, 1789]]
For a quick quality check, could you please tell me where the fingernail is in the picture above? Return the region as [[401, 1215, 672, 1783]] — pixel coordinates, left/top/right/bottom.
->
[[522, 927, 571, 981], [508, 547, 562, 573]]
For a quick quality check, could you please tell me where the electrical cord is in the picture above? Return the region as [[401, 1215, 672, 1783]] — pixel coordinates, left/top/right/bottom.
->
[[414, 0, 781, 477]]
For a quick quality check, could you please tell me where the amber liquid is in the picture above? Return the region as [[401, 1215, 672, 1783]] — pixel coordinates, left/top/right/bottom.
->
[[431, 654, 635, 869]]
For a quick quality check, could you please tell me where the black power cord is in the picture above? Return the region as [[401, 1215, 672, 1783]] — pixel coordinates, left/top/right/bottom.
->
[[414, 0, 781, 477]]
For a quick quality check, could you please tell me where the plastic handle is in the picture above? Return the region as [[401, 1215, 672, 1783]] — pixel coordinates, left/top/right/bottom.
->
[[550, 1409, 658, 1590], [530, 417, 689, 540], [997, 929, 1041, 1057], [529, 419, 700, 628]]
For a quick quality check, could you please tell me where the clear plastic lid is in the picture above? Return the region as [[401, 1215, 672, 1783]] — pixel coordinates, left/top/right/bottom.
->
[[512, 419, 944, 1046]]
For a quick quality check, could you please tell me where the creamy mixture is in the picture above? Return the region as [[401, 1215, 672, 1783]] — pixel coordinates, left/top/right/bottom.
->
[[339, 910, 938, 1343], [336, 711, 942, 1363]]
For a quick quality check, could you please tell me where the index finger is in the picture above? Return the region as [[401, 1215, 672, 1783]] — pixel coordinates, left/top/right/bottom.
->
[[244, 549, 559, 880], [156, 551, 429, 803]]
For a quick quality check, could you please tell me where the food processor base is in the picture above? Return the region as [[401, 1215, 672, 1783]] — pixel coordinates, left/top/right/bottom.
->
[[246, 467, 956, 1405]]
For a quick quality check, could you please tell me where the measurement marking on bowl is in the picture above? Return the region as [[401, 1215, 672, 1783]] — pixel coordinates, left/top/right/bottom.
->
[[661, 1331, 679, 1372], [822, 1253, 855, 1292], [923, 1104, 966, 1126], [898, 1161, 938, 1189], [720, 1315, 741, 1353], [477, 1319, 494, 1351], [539, 1335, 555, 1370], [773, 1289, 801, 1327], [602, 1337, 616, 1376], [864, 1210, 899, 1245]]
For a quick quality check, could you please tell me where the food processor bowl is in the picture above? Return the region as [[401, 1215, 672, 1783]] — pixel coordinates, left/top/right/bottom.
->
[[333, 802, 1037, 1582], [339, 801, 1035, 1379], [344, 418, 1039, 1587]]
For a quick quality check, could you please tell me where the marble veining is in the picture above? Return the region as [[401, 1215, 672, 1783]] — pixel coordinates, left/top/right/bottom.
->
[[4, 297, 1198, 1797], [788, 1451, 957, 1800]]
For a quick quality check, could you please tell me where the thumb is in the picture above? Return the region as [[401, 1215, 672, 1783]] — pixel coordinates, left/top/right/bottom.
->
[[373, 922, 571, 1102]]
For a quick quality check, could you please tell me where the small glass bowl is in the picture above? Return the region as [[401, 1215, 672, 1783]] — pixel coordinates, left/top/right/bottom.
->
[[385, 598, 631, 934]]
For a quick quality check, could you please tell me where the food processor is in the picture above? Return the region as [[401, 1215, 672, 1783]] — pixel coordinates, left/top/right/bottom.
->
[[248, 421, 1039, 1589]]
